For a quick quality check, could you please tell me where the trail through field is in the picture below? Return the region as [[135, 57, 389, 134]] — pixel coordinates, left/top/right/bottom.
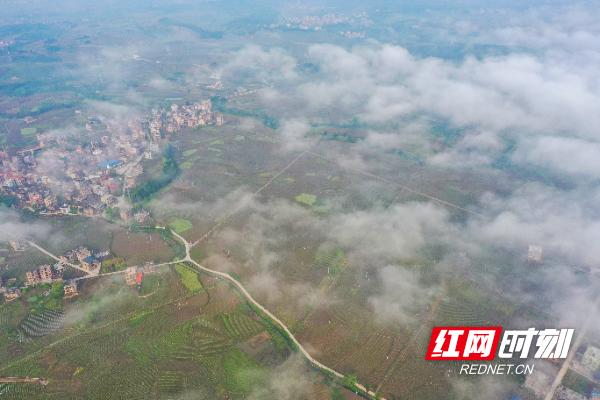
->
[[171, 228, 384, 400]]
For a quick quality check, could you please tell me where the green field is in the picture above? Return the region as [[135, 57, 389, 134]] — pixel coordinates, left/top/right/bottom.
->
[[294, 193, 317, 207], [180, 160, 194, 169], [20, 127, 38, 136], [175, 264, 203, 293], [0, 266, 312, 399], [183, 149, 198, 157], [168, 217, 193, 233]]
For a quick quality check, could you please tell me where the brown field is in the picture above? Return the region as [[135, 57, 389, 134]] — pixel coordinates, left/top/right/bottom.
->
[[111, 231, 175, 265]]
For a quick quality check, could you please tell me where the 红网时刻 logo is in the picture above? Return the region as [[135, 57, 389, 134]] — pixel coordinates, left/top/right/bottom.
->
[[425, 326, 574, 375]]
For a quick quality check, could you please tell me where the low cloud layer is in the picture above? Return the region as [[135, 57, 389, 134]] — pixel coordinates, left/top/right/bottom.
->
[[0, 208, 52, 242]]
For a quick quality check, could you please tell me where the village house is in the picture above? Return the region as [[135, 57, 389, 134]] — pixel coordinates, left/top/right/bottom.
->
[[3, 288, 21, 302], [63, 281, 78, 298], [25, 264, 54, 286], [124, 267, 137, 286], [9, 240, 27, 252]]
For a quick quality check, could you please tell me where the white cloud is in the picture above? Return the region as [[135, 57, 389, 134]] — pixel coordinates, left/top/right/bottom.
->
[[514, 136, 600, 179], [0, 209, 52, 242], [369, 265, 441, 324]]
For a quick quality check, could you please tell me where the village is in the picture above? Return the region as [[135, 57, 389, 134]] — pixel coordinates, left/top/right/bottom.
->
[[0, 239, 165, 304], [0, 99, 223, 221]]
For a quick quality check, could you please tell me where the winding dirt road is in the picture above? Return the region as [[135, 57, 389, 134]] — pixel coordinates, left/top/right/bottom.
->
[[170, 228, 383, 400]]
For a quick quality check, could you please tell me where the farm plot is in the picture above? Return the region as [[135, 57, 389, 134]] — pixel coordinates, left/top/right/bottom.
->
[[175, 263, 204, 294], [19, 309, 65, 338]]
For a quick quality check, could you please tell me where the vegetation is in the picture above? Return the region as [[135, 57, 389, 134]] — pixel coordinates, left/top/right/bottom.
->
[[175, 264, 203, 293], [100, 257, 127, 273], [563, 370, 593, 396], [190, 247, 205, 261], [20, 127, 37, 136], [128, 310, 154, 327], [131, 144, 179, 202], [168, 217, 193, 234], [0, 193, 18, 207], [294, 193, 317, 207], [211, 96, 279, 129], [223, 348, 265, 395]]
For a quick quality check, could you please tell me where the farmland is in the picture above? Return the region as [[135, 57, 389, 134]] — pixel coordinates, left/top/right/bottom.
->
[[1, 3, 594, 398], [0, 263, 356, 399]]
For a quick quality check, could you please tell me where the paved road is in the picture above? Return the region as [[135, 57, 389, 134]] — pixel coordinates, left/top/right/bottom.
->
[[171, 229, 383, 400]]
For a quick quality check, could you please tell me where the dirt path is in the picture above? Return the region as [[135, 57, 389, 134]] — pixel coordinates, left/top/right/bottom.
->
[[0, 377, 48, 385], [171, 229, 383, 400], [191, 150, 309, 247], [544, 296, 600, 400], [27, 241, 92, 275]]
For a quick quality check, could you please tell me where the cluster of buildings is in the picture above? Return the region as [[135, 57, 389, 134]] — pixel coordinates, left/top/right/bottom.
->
[[61, 246, 109, 273], [23, 264, 78, 298], [124, 263, 159, 290], [25, 264, 57, 286], [523, 344, 600, 400], [0, 245, 111, 302], [273, 13, 369, 31], [340, 31, 366, 39], [26, 246, 109, 283], [0, 286, 21, 302], [0, 116, 149, 217], [1, 99, 223, 220], [148, 99, 223, 140]]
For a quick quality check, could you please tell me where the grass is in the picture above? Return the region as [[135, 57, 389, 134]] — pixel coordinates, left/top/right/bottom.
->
[[100, 257, 127, 273], [563, 369, 594, 396], [183, 149, 197, 157], [314, 248, 346, 276], [20, 127, 37, 136], [168, 217, 193, 234], [175, 264, 203, 293], [209, 139, 225, 146], [180, 160, 194, 170], [223, 348, 264, 396], [0, 265, 292, 399], [294, 193, 317, 207], [139, 274, 161, 296], [190, 247, 205, 261]]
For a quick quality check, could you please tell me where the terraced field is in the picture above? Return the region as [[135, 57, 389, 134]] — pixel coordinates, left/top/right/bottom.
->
[[0, 264, 357, 399], [19, 309, 65, 338]]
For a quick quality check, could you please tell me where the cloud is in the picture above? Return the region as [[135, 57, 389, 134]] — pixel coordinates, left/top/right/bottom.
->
[[328, 202, 453, 264], [227, 37, 600, 181], [219, 45, 299, 82], [0, 208, 52, 242], [429, 130, 504, 167], [278, 118, 312, 152], [247, 355, 312, 400], [368, 265, 441, 325], [469, 184, 600, 267], [62, 277, 134, 326], [513, 136, 600, 179], [246, 42, 600, 134]]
